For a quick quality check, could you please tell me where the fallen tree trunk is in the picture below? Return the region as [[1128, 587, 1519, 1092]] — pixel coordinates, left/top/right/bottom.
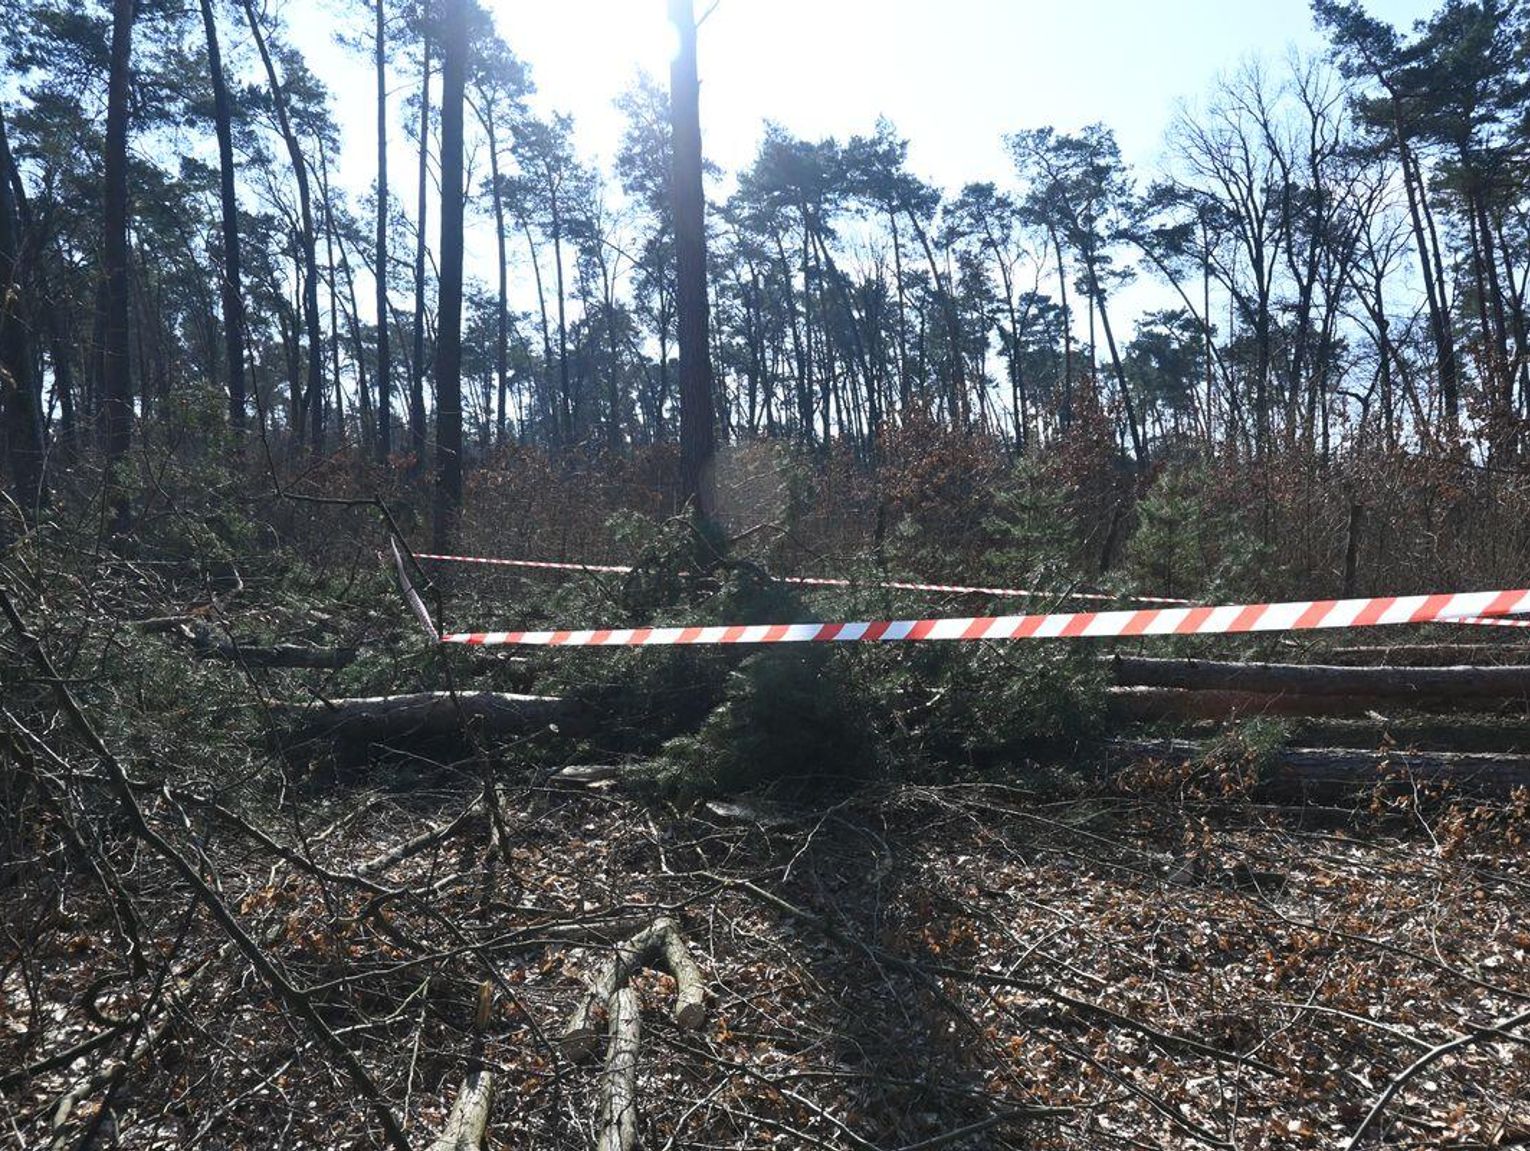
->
[[1294, 643, 1530, 668], [1113, 739, 1530, 790], [552, 764, 628, 786], [1104, 686, 1522, 721], [277, 691, 590, 745], [1111, 656, 1530, 700]]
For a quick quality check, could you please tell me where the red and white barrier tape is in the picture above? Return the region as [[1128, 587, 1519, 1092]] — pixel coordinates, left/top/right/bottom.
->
[[440, 588, 1530, 648], [413, 551, 1192, 606]]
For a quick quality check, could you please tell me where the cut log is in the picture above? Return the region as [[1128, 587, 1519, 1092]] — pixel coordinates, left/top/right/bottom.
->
[[1107, 686, 1401, 722], [1113, 739, 1530, 790], [597, 987, 641, 1151], [427, 982, 494, 1151], [653, 920, 707, 1031], [277, 691, 590, 745], [560, 916, 707, 1060], [1111, 656, 1530, 701], [426, 1068, 492, 1151]]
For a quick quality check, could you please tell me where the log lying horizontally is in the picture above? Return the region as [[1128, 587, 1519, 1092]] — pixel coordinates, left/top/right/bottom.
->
[[1103, 686, 1530, 721], [1303, 643, 1530, 668], [1113, 738, 1530, 790], [1107, 687, 1408, 722], [277, 691, 591, 744], [1110, 656, 1530, 700]]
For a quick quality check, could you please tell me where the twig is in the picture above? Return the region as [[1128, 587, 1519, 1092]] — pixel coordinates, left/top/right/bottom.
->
[[1344, 1004, 1530, 1148]]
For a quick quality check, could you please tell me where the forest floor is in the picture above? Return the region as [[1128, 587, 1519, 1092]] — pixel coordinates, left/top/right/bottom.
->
[[5, 760, 1528, 1150]]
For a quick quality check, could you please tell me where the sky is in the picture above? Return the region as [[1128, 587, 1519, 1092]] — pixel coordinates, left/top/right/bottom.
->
[[484, 0, 1440, 189], [300, 0, 1443, 338]]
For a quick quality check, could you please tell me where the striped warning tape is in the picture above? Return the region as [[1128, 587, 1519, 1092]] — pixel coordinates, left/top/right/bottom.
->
[[413, 552, 1193, 606], [440, 588, 1530, 647]]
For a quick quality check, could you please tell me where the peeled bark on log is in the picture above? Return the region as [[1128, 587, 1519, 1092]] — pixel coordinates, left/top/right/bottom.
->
[[560, 917, 706, 1060], [1111, 656, 1530, 700], [278, 691, 589, 745], [597, 986, 642, 1151], [1114, 739, 1530, 790]]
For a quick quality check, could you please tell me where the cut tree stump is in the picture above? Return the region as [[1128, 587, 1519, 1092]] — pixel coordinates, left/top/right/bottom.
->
[[277, 691, 590, 745]]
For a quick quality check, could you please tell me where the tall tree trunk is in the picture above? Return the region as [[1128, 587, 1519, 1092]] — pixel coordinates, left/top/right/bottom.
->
[[1473, 189, 1515, 457], [669, 0, 716, 520], [334, 222, 375, 447], [907, 214, 967, 427], [199, 0, 245, 435], [603, 260, 622, 453], [0, 106, 43, 517], [100, 0, 135, 532], [888, 208, 910, 415], [1082, 258, 1146, 466], [410, 38, 431, 462], [482, 113, 510, 447], [433, 0, 466, 549], [318, 145, 346, 443], [47, 287, 76, 453], [512, 202, 555, 443], [374, 0, 392, 458], [243, 0, 324, 451], [1394, 129, 1457, 435], [549, 176, 571, 444], [1049, 225, 1072, 429]]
